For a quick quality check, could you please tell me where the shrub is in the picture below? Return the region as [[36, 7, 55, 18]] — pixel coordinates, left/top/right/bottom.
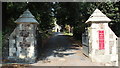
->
[[73, 23, 87, 42]]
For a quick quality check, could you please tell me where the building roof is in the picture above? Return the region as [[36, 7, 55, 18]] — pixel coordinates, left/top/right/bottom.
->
[[85, 9, 111, 23], [15, 9, 39, 24]]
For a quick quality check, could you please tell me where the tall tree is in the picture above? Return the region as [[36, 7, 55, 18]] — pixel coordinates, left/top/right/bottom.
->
[[2, 2, 120, 36], [2, 2, 27, 35], [27, 2, 54, 31]]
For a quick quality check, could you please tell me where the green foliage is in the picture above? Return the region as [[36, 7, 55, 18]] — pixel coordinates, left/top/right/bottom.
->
[[73, 23, 87, 41], [2, 2, 27, 35], [2, 2, 120, 37], [2, 2, 55, 35], [27, 2, 55, 31]]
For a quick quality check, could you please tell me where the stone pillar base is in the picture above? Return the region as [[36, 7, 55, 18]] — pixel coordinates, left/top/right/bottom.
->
[[7, 56, 36, 64]]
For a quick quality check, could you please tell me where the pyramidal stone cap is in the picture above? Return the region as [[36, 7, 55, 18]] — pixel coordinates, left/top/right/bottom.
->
[[15, 9, 39, 24], [85, 9, 111, 23]]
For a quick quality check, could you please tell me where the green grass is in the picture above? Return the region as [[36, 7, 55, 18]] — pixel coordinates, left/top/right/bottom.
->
[[63, 32, 73, 36]]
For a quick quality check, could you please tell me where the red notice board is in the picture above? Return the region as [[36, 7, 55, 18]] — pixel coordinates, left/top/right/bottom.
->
[[99, 30, 105, 50]]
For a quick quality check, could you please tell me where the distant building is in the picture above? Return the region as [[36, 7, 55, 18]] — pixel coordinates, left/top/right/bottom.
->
[[52, 18, 61, 32]]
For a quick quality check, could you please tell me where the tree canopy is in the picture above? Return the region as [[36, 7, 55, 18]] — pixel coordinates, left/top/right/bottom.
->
[[2, 2, 120, 37]]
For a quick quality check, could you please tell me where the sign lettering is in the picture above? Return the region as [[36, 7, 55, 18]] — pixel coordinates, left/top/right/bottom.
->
[[99, 30, 104, 50]]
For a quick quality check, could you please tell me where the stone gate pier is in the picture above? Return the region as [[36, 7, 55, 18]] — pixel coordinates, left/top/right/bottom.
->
[[82, 9, 118, 66], [8, 9, 39, 63]]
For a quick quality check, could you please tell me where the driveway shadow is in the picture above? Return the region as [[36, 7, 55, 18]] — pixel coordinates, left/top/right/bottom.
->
[[37, 34, 81, 62]]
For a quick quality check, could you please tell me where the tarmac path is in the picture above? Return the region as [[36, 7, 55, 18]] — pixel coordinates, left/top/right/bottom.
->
[[31, 32, 103, 66]]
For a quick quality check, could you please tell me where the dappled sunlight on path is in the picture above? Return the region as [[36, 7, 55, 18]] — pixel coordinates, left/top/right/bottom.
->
[[31, 32, 103, 66]]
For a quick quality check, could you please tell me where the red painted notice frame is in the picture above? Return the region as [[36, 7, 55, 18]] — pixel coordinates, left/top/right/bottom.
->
[[99, 30, 105, 50]]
